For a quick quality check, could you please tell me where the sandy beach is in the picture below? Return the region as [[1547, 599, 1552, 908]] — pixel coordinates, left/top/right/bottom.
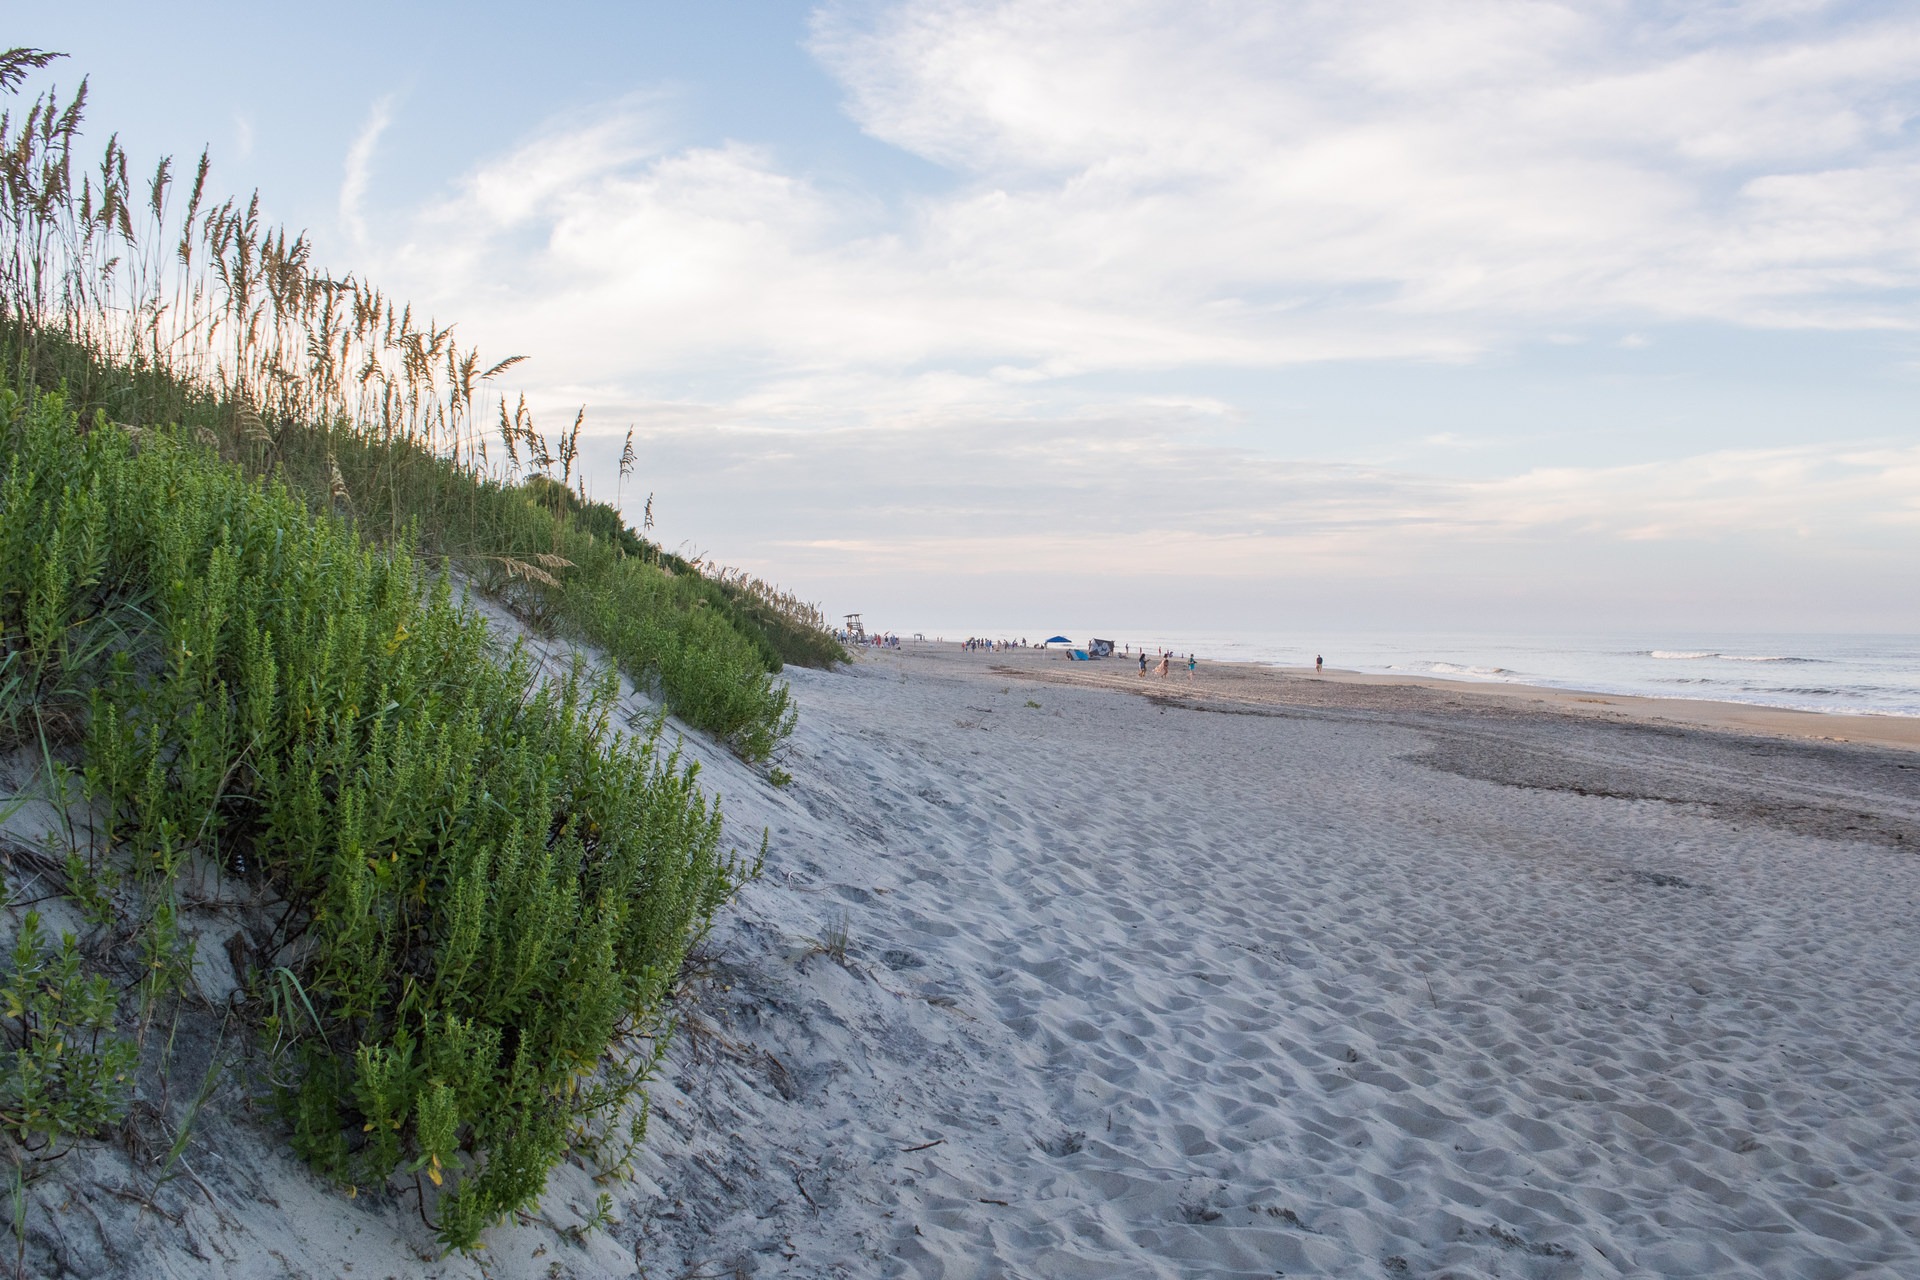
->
[[47, 637, 1920, 1278], [610, 643, 1920, 1277], [991, 645, 1920, 752], [18, 17, 1920, 1279]]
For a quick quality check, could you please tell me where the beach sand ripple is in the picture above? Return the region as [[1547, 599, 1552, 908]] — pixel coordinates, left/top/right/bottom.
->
[[627, 647, 1920, 1278]]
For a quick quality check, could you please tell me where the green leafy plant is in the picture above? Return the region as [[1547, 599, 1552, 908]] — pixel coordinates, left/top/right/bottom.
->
[[563, 1191, 617, 1245], [0, 397, 757, 1248], [0, 45, 815, 1253], [0, 49, 837, 768], [0, 911, 136, 1151]]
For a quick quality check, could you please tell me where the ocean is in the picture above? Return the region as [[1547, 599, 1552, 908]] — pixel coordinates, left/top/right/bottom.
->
[[941, 630, 1920, 718]]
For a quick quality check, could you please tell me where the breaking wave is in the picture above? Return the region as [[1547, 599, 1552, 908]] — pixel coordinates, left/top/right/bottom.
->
[[1647, 650, 1819, 663], [1390, 661, 1520, 679]]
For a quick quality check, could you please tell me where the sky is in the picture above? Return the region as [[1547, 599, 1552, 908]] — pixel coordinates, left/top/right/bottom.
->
[[14, 0, 1920, 635]]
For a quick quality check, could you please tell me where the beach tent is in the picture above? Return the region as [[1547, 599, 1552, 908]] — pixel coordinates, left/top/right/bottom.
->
[[1044, 635, 1072, 645]]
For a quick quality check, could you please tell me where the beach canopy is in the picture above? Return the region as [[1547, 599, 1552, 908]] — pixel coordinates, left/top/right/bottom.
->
[[1044, 635, 1072, 645]]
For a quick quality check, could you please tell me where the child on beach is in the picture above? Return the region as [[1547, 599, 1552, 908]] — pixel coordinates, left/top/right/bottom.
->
[[1138, 652, 1148, 676], [1187, 654, 1196, 682], [1155, 652, 1171, 678]]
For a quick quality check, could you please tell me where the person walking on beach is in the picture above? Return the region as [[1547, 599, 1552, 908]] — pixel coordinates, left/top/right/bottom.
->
[[1138, 652, 1148, 676], [1186, 654, 1196, 683], [1315, 654, 1323, 674], [1155, 651, 1171, 678]]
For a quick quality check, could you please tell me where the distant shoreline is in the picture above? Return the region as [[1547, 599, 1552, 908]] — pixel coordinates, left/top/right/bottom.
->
[[903, 631, 1920, 720], [906, 642, 1920, 751]]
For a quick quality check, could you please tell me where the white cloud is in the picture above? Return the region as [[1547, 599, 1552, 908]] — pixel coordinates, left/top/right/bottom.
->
[[380, 1, 1920, 399], [340, 96, 394, 246], [1472, 441, 1920, 542], [349, 2, 1920, 626], [814, 0, 1920, 331], [611, 407, 1920, 581]]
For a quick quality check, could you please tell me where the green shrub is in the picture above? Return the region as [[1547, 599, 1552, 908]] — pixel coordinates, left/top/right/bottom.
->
[[558, 562, 796, 762], [0, 911, 137, 1150], [0, 49, 838, 767], [545, 479, 846, 672], [0, 47, 814, 1251], [0, 391, 756, 1248], [223, 419, 812, 760]]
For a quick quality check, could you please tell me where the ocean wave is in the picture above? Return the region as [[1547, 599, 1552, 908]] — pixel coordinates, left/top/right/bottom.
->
[[1397, 661, 1518, 678], [1646, 650, 1818, 663], [1765, 686, 1863, 698]]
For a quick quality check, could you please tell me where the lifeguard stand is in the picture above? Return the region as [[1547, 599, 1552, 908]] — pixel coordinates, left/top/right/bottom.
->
[[843, 613, 866, 643]]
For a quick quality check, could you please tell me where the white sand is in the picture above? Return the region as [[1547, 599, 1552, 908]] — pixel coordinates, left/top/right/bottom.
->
[[625, 645, 1920, 1278], [27, 637, 1920, 1277]]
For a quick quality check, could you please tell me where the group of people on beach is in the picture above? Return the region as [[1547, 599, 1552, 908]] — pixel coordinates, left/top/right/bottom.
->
[[837, 630, 902, 648], [950, 633, 1207, 682], [1136, 649, 1197, 682], [945, 635, 1339, 685], [948, 636, 1326, 682]]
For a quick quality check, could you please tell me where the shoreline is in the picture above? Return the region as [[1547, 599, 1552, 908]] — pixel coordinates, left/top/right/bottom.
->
[[912, 642, 1920, 751]]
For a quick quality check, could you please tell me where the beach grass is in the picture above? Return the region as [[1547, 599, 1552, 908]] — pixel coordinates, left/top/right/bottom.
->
[[1, 387, 760, 1249], [0, 45, 822, 1252], [0, 48, 840, 757]]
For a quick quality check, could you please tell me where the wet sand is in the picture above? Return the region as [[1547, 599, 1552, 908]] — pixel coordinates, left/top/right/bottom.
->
[[975, 644, 1920, 752]]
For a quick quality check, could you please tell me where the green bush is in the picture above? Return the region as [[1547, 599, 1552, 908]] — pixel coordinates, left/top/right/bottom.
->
[[192, 414, 812, 761], [0, 390, 755, 1248], [558, 559, 796, 762], [0, 48, 815, 1252], [541, 478, 847, 673], [0, 47, 838, 768], [0, 912, 137, 1150]]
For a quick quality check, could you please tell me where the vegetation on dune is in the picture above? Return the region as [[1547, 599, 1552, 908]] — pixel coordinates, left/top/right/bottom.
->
[[3, 396, 756, 1244], [0, 45, 833, 1254], [0, 47, 841, 754], [528, 473, 846, 675]]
